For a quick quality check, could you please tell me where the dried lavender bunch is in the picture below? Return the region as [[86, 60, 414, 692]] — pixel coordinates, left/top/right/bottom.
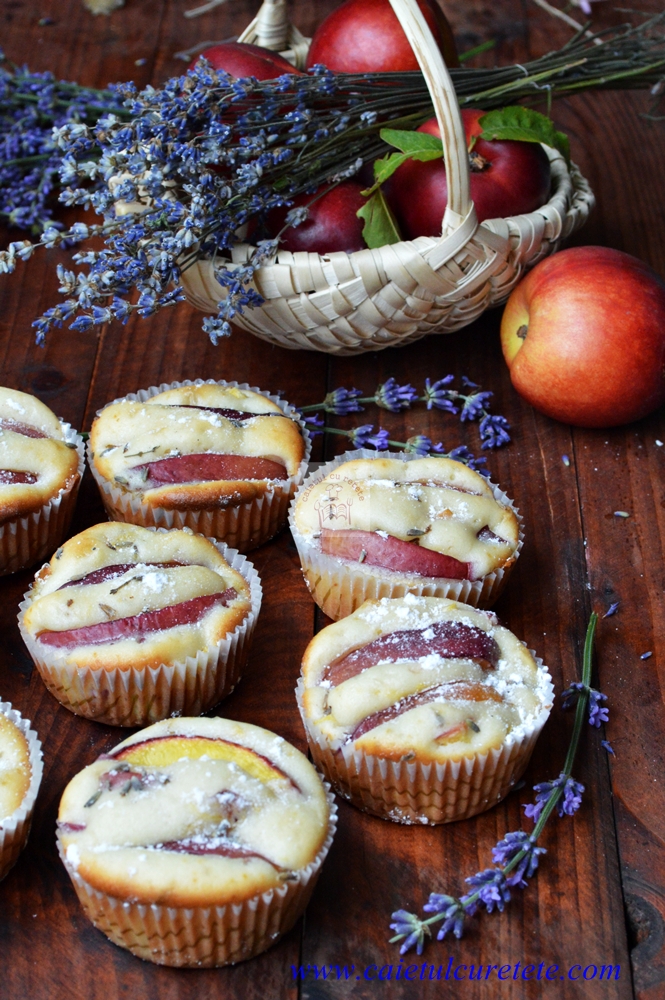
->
[[1, 12, 664, 342], [0, 51, 127, 232], [390, 612, 606, 953]]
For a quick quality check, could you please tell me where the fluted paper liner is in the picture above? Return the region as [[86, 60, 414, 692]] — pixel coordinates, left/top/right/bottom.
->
[[289, 449, 523, 620], [18, 532, 262, 727], [297, 659, 553, 825], [88, 379, 311, 553], [57, 789, 337, 967], [0, 421, 85, 577], [0, 701, 43, 881]]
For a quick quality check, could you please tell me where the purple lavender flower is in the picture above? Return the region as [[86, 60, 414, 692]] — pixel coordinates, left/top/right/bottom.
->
[[423, 894, 468, 940], [389, 910, 429, 956], [492, 831, 547, 887], [303, 412, 324, 437], [560, 681, 586, 711], [479, 413, 511, 449], [588, 688, 609, 727], [323, 387, 363, 415], [460, 391, 493, 423], [405, 435, 444, 457], [463, 869, 511, 913], [349, 424, 389, 450], [446, 445, 489, 476], [561, 682, 609, 726], [422, 376, 458, 414], [375, 377, 418, 412], [524, 772, 584, 822]]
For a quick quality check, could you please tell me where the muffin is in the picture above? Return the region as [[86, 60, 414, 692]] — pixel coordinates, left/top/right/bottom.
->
[[297, 595, 552, 824], [0, 387, 84, 575], [0, 701, 43, 881], [57, 717, 336, 967], [19, 522, 261, 726], [88, 380, 310, 552], [290, 450, 522, 619]]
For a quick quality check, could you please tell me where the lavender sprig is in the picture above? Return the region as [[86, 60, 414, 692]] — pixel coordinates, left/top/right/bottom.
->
[[301, 378, 511, 453], [316, 424, 488, 475], [390, 612, 601, 953]]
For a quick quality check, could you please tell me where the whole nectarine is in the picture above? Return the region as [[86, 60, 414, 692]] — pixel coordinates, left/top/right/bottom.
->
[[386, 111, 551, 237], [500, 246, 665, 427], [305, 0, 458, 73]]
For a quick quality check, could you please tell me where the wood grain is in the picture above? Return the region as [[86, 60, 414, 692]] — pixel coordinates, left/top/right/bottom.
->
[[2, 0, 664, 996]]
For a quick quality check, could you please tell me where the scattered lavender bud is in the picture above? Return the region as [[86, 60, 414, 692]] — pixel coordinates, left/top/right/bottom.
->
[[614, 511, 630, 518], [641, 651, 653, 660], [603, 602, 619, 618], [601, 740, 615, 756], [562, 454, 570, 466]]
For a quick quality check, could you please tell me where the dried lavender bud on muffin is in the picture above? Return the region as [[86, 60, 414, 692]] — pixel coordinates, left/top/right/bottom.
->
[[57, 717, 335, 966], [298, 595, 552, 823], [90, 383, 305, 513], [19, 523, 259, 725], [291, 453, 521, 618], [0, 387, 82, 574]]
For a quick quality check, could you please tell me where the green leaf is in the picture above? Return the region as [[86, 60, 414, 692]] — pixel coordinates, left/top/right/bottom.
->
[[360, 129, 443, 195], [357, 189, 402, 249], [477, 107, 570, 165], [379, 128, 444, 156]]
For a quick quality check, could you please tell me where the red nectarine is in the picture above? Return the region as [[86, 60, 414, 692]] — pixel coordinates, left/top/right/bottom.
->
[[305, 0, 458, 74], [500, 246, 665, 427], [386, 110, 552, 237]]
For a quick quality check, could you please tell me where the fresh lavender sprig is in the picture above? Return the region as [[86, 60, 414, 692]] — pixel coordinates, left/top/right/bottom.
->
[[390, 612, 601, 952], [300, 378, 511, 451]]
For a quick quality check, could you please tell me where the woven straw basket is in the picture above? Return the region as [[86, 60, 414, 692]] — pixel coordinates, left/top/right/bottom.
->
[[181, 0, 594, 354]]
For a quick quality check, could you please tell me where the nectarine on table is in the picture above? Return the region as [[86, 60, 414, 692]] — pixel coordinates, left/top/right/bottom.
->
[[500, 246, 665, 428]]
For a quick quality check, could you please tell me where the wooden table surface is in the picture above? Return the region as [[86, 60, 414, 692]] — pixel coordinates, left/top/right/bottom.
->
[[1, 1, 664, 997]]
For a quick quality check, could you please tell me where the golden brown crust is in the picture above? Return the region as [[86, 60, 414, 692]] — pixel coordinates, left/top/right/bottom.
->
[[0, 385, 80, 524], [142, 479, 267, 511], [58, 717, 330, 908], [89, 384, 305, 514], [22, 522, 252, 672]]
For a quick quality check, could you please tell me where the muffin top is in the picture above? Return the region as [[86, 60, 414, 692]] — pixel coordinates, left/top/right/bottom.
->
[[22, 522, 252, 671], [0, 387, 80, 524], [58, 717, 331, 907], [0, 711, 31, 822], [89, 383, 305, 511], [300, 596, 551, 763], [292, 456, 519, 581]]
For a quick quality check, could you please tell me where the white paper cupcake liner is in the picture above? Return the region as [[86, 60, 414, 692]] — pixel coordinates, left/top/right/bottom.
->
[[0, 701, 43, 881], [296, 656, 553, 825], [289, 448, 523, 620], [57, 788, 337, 967], [88, 379, 312, 552], [0, 421, 85, 577], [17, 530, 263, 727]]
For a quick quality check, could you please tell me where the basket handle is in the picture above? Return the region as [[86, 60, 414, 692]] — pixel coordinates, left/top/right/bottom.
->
[[386, 0, 473, 236]]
